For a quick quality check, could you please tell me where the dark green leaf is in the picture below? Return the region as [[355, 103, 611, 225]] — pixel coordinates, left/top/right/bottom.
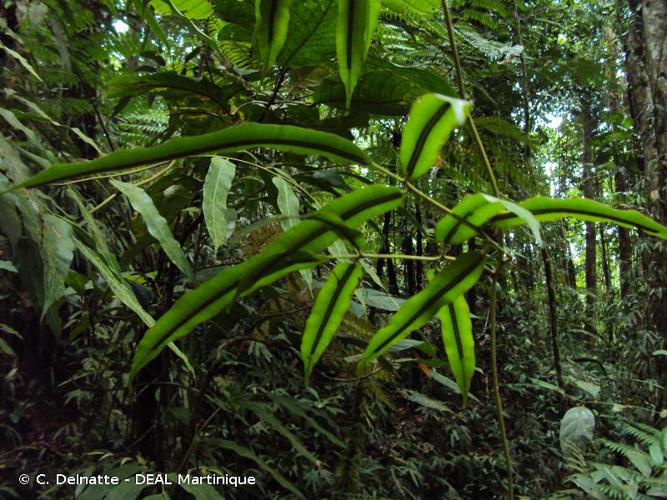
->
[[399, 93, 470, 180], [14, 124, 371, 190], [438, 295, 475, 404], [336, 0, 381, 107], [130, 185, 404, 377], [357, 251, 485, 372], [301, 261, 363, 381]]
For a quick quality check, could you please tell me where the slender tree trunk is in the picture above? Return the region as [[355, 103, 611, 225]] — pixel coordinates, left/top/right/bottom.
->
[[581, 95, 598, 322], [600, 227, 613, 296], [607, 24, 633, 297], [541, 241, 564, 389]]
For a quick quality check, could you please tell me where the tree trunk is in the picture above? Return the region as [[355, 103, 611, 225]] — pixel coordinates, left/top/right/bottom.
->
[[619, 0, 667, 412], [580, 95, 597, 321]]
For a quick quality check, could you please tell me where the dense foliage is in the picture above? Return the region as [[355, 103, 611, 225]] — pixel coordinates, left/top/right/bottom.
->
[[1, 0, 666, 498]]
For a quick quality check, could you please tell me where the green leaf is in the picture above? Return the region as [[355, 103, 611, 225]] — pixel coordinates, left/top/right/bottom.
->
[[273, 175, 301, 230], [277, 0, 336, 67], [41, 214, 75, 317], [336, 0, 381, 108], [399, 93, 471, 180], [213, 439, 305, 498], [130, 185, 404, 377], [314, 66, 456, 115], [435, 193, 542, 245], [203, 157, 237, 252], [302, 261, 363, 381], [242, 401, 318, 464], [381, 0, 438, 15], [13, 124, 371, 190], [438, 294, 475, 404], [402, 389, 450, 413], [492, 196, 667, 239], [273, 175, 311, 287], [0, 260, 17, 273], [75, 238, 156, 327], [111, 180, 194, 281], [357, 251, 485, 372], [255, 0, 293, 68]]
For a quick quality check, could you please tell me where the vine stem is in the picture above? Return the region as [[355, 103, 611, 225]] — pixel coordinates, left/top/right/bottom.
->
[[490, 263, 514, 498], [441, 1, 513, 497], [440, 0, 499, 198]]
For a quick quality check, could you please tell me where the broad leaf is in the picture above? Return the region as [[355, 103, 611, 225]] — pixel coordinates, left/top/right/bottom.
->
[[336, 0, 381, 107], [491, 196, 667, 239], [301, 261, 363, 382], [357, 251, 485, 372], [13, 123, 370, 190], [255, 0, 293, 68], [277, 0, 336, 67], [203, 156, 237, 252], [111, 180, 194, 281], [399, 93, 470, 180], [130, 185, 404, 377], [438, 294, 475, 404]]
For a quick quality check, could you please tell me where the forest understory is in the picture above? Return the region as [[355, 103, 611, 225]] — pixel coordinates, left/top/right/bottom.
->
[[0, 0, 666, 498]]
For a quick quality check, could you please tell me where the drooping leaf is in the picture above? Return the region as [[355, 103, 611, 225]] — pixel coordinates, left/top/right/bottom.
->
[[491, 196, 667, 239], [255, 0, 293, 68], [131, 185, 404, 377], [111, 180, 194, 281], [301, 261, 363, 381], [399, 93, 471, 180], [41, 214, 75, 317], [438, 294, 475, 404], [203, 156, 237, 252], [74, 238, 155, 327], [357, 251, 485, 373], [435, 193, 542, 245], [336, 0, 381, 107], [13, 123, 371, 190]]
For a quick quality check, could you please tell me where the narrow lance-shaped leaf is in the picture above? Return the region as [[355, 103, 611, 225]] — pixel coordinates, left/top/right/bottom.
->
[[336, 0, 381, 108], [111, 180, 194, 281], [203, 156, 237, 253], [357, 251, 485, 374], [41, 214, 75, 317], [301, 261, 363, 382], [490, 196, 667, 239], [255, 0, 293, 69], [435, 193, 542, 245], [12, 123, 370, 190], [130, 185, 404, 377], [399, 93, 471, 181], [438, 295, 475, 404]]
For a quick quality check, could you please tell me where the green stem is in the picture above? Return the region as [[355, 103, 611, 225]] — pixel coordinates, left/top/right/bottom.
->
[[440, 0, 499, 198], [441, 2, 512, 497], [490, 263, 514, 499]]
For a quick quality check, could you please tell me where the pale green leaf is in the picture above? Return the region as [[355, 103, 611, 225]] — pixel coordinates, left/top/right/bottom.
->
[[203, 156, 237, 252], [111, 180, 194, 281]]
